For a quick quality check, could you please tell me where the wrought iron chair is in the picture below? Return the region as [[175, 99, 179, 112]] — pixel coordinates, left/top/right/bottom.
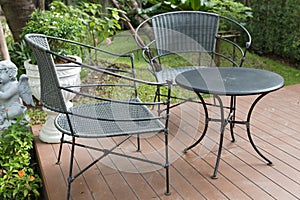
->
[[25, 33, 172, 199], [135, 11, 251, 107]]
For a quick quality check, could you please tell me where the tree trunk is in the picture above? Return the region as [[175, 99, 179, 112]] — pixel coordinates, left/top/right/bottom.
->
[[0, 0, 37, 42], [111, 0, 153, 43], [0, 22, 9, 60], [111, 0, 159, 70]]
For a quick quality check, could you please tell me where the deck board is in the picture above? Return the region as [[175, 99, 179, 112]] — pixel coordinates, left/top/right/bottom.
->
[[33, 84, 300, 200]]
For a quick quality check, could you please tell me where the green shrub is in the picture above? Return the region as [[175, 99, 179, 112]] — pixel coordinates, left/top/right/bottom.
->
[[9, 1, 123, 71], [244, 0, 300, 67], [26, 108, 47, 126], [0, 118, 42, 200], [137, 0, 252, 22], [8, 40, 31, 77], [21, 1, 122, 53]]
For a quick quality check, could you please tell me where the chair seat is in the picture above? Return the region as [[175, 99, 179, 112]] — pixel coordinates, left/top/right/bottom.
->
[[156, 66, 204, 84], [55, 98, 165, 138]]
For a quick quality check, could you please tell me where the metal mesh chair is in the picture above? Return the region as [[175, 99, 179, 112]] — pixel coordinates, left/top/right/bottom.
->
[[135, 11, 251, 105], [25, 33, 172, 199]]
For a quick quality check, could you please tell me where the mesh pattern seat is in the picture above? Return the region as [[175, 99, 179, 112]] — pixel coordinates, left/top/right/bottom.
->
[[55, 98, 165, 137], [25, 33, 172, 199]]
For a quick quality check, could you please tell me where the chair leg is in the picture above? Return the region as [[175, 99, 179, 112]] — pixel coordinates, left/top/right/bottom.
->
[[152, 86, 159, 110], [67, 137, 76, 200], [164, 130, 170, 195], [137, 134, 141, 152], [165, 165, 170, 195], [56, 132, 65, 165], [157, 86, 161, 114]]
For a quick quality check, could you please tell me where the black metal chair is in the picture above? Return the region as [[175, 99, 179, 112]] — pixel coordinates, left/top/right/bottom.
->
[[135, 11, 251, 107], [25, 33, 172, 199]]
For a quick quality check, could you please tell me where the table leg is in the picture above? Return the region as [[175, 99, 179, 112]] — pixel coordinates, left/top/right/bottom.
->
[[184, 92, 272, 178], [183, 93, 230, 178], [183, 92, 209, 153], [229, 96, 236, 142], [212, 95, 226, 179], [246, 93, 272, 165]]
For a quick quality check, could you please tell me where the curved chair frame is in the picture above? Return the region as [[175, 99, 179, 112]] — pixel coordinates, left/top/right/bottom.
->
[[135, 11, 251, 108], [25, 33, 172, 199]]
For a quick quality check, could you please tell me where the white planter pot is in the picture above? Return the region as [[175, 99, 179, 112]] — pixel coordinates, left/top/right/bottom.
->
[[24, 56, 81, 143]]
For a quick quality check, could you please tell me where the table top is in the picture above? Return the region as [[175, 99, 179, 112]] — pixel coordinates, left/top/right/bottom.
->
[[175, 67, 284, 96]]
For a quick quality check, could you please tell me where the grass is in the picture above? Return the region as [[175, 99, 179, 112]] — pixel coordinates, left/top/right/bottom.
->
[[242, 52, 300, 86], [101, 33, 300, 86], [86, 33, 300, 104], [26, 33, 300, 124]]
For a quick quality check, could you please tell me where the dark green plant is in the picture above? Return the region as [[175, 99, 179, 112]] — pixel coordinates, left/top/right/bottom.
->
[[17, 1, 123, 64], [26, 108, 47, 126], [20, 1, 86, 61], [244, 0, 300, 67], [0, 117, 42, 200], [72, 2, 123, 46], [8, 40, 35, 77], [138, 0, 252, 22], [207, 0, 252, 22]]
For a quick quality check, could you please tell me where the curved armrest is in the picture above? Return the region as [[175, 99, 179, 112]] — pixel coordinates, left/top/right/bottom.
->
[[25, 33, 172, 116], [219, 15, 252, 49], [134, 17, 153, 49]]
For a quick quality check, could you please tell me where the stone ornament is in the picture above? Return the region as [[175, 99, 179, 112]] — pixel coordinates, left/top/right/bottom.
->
[[0, 60, 34, 130]]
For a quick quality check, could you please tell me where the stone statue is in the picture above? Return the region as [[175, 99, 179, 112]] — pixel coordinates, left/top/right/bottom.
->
[[0, 60, 35, 130]]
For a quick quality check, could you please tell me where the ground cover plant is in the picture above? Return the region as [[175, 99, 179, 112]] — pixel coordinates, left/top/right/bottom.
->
[[0, 117, 42, 200]]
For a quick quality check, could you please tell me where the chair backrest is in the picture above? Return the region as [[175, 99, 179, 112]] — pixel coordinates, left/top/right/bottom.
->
[[135, 11, 252, 71], [152, 11, 219, 57], [25, 34, 68, 113]]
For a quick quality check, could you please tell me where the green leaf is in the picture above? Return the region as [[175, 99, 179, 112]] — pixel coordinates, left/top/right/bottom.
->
[[24, 189, 29, 197]]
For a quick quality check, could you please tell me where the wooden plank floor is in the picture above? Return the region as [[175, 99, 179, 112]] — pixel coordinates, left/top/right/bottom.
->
[[33, 84, 300, 200]]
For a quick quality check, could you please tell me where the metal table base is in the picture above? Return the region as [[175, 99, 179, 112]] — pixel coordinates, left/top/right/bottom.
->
[[184, 93, 273, 178], [175, 67, 284, 178]]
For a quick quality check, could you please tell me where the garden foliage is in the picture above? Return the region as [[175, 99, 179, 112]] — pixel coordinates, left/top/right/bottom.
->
[[0, 118, 42, 200], [242, 0, 300, 66], [9, 1, 123, 72], [137, 0, 252, 22]]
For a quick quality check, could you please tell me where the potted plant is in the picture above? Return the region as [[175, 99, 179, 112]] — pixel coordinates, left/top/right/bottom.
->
[[20, 1, 122, 143], [21, 1, 122, 62], [20, 2, 83, 143]]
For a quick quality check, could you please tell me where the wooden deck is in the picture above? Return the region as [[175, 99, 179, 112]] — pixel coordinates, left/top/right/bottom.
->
[[33, 84, 300, 200]]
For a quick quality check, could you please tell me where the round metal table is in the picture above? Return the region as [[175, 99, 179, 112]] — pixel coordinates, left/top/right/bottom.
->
[[175, 67, 284, 178]]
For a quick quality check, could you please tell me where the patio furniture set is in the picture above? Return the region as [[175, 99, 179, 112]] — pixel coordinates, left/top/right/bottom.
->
[[24, 11, 284, 199]]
